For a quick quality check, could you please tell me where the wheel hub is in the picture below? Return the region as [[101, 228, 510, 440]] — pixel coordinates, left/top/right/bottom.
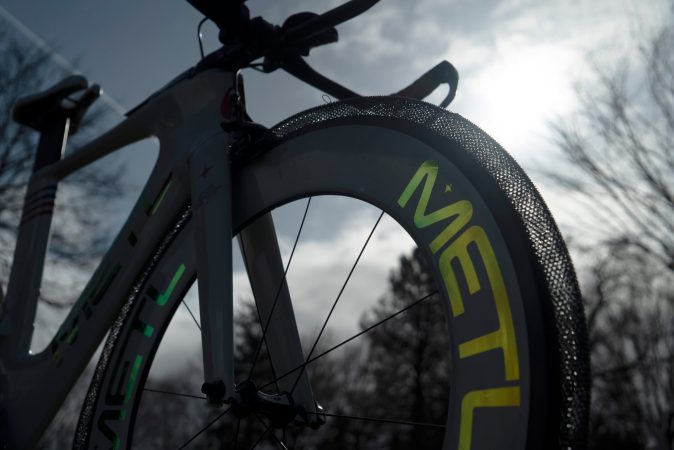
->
[[228, 380, 325, 429]]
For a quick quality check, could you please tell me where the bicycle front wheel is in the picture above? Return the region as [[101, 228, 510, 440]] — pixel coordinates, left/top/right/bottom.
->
[[76, 97, 589, 449]]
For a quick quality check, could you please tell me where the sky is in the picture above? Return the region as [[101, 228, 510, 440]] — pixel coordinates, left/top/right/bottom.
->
[[1, 0, 666, 145], [0, 0, 668, 372]]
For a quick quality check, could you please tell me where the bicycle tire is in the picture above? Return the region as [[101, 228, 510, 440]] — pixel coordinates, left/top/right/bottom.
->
[[75, 97, 589, 449]]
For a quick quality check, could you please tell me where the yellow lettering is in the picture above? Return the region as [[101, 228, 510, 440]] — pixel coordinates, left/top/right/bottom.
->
[[459, 386, 521, 450], [398, 161, 524, 448], [440, 226, 520, 381]]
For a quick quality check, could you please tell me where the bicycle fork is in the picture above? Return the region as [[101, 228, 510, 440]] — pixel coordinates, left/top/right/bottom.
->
[[188, 130, 321, 428]]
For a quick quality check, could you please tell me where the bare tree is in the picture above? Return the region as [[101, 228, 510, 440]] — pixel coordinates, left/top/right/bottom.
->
[[547, 3, 674, 270], [582, 249, 674, 449], [547, 3, 674, 449]]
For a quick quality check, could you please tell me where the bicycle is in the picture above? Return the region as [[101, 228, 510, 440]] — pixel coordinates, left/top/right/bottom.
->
[[0, 0, 590, 448]]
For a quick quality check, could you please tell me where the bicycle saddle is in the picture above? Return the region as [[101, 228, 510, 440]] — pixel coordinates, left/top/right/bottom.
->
[[13, 75, 99, 133]]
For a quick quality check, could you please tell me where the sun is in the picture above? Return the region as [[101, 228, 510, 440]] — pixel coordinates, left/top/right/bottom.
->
[[457, 44, 578, 158]]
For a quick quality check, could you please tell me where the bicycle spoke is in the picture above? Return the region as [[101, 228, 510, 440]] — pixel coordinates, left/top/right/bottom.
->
[[143, 387, 206, 400], [249, 422, 271, 450], [182, 300, 201, 330], [254, 414, 289, 450], [260, 289, 438, 391], [248, 197, 312, 380], [291, 210, 385, 393], [253, 299, 280, 393], [311, 411, 446, 429], [272, 431, 289, 450], [178, 407, 231, 449]]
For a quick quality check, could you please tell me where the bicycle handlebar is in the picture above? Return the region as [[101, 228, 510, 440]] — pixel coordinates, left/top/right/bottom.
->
[[186, 0, 379, 50], [184, 0, 380, 100], [283, 0, 380, 44], [184, 1, 456, 106]]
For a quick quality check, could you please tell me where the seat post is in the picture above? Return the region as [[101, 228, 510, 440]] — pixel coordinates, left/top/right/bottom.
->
[[33, 115, 70, 172], [0, 114, 69, 348]]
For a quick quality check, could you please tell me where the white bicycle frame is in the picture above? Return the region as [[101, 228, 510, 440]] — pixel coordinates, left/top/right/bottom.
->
[[0, 67, 315, 448]]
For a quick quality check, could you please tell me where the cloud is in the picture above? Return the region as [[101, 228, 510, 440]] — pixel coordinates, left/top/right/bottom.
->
[[285, 0, 666, 161]]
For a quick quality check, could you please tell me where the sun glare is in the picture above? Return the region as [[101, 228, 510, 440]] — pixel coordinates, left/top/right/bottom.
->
[[459, 44, 578, 158]]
